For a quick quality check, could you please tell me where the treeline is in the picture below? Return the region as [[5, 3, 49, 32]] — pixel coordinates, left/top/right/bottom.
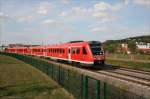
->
[[103, 35, 150, 54]]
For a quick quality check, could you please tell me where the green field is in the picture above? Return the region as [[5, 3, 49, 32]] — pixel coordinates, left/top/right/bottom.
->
[[106, 53, 150, 61], [106, 58, 150, 72], [0, 55, 74, 99], [106, 53, 150, 71]]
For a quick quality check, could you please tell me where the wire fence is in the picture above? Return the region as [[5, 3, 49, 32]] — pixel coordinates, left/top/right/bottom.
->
[[0, 52, 147, 99]]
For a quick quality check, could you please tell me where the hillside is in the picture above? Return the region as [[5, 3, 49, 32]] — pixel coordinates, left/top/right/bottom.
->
[[103, 35, 150, 44], [103, 35, 150, 53]]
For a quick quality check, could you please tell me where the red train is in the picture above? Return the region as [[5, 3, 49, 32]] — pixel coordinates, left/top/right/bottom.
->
[[5, 41, 105, 66]]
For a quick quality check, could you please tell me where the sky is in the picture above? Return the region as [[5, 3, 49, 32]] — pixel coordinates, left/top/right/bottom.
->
[[0, 0, 150, 45]]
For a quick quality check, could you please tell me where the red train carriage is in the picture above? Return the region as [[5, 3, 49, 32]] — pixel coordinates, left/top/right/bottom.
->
[[16, 47, 28, 54], [30, 46, 46, 57], [45, 41, 105, 65], [5, 47, 17, 53], [5, 47, 28, 54], [5, 41, 105, 66]]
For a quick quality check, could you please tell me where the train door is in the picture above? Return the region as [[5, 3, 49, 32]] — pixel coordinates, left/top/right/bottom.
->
[[71, 47, 82, 61], [68, 47, 71, 61], [81, 47, 87, 62]]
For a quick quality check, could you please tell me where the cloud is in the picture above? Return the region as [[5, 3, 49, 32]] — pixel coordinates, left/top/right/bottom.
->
[[92, 12, 117, 22], [94, 2, 122, 11], [17, 15, 35, 22], [0, 12, 11, 24], [59, 7, 94, 22], [133, 0, 150, 8], [59, 2, 123, 22], [41, 19, 76, 33], [36, 2, 52, 15], [40, 19, 64, 28], [41, 19, 56, 24], [90, 26, 129, 33], [61, 0, 70, 4], [72, 7, 92, 16], [59, 11, 68, 17]]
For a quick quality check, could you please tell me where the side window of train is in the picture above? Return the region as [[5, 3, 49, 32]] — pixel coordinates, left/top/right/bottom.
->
[[72, 48, 76, 54], [68, 49, 70, 54], [83, 47, 87, 55], [76, 48, 80, 54]]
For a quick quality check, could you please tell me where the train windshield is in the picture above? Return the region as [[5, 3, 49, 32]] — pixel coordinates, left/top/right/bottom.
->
[[88, 41, 103, 55]]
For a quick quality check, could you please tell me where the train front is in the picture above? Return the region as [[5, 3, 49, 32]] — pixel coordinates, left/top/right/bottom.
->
[[88, 41, 105, 65]]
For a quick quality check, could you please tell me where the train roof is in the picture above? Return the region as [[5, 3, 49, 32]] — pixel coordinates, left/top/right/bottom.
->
[[6, 41, 101, 49], [45, 41, 89, 48], [6, 47, 28, 49]]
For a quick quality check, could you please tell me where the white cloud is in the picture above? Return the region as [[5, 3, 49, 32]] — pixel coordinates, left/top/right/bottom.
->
[[41, 19, 56, 24], [133, 0, 150, 8], [61, 0, 70, 4], [90, 26, 129, 33], [0, 12, 11, 24], [36, 2, 52, 15], [59, 2, 122, 22], [90, 27, 106, 33], [94, 2, 122, 11], [93, 12, 117, 22], [59, 11, 68, 17], [72, 7, 92, 16], [41, 19, 76, 33], [41, 19, 64, 28], [17, 15, 34, 22], [124, 0, 130, 5]]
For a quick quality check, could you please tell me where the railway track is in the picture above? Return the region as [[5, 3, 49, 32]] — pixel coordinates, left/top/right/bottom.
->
[[90, 65, 150, 87], [96, 70, 150, 87], [42, 57, 150, 87]]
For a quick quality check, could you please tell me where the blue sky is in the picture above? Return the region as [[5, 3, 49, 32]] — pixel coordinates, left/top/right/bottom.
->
[[0, 0, 150, 45]]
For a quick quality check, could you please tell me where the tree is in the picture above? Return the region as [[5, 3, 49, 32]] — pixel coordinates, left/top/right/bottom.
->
[[104, 44, 118, 53], [128, 41, 136, 53]]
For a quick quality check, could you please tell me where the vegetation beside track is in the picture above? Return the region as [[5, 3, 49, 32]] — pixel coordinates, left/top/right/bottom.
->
[[106, 58, 150, 72], [0, 55, 74, 99], [106, 53, 150, 61]]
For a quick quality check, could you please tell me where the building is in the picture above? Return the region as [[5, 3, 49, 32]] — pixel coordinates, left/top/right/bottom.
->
[[137, 43, 150, 53], [120, 43, 150, 54]]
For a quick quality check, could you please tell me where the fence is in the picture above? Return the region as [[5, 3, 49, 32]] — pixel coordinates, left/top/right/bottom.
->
[[0, 52, 147, 99]]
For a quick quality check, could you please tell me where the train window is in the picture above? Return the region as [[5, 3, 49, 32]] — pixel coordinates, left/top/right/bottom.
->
[[76, 48, 80, 54], [68, 49, 70, 53], [59, 49, 60, 53], [60, 49, 62, 53], [83, 47, 87, 54], [59, 49, 62, 53], [72, 48, 76, 54], [61, 49, 62, 53]]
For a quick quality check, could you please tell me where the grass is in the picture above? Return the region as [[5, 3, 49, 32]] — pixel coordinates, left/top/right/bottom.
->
[[106, 58, 150, 72], [106, 53, 150, 61], [0, 55, 75, 99]]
